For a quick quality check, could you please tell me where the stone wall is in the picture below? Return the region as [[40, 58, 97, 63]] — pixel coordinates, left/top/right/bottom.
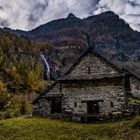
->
[[33, 77, 126, 117], [130, 77, 140, 98], [32, 51, 130, 119], [33, 83, 60, 116], [61, 77, 126, 116], [33, 98, 50, 116], [63, 52, 123, 80]]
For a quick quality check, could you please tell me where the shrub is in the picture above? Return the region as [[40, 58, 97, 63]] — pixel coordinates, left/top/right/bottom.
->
[[0, 93, 32, 119]]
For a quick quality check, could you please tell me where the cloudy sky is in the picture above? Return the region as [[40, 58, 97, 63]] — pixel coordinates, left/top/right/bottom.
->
[[0, 0, 140, 31]]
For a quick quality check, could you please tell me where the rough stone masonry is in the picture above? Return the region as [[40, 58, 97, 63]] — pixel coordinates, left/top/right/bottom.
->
[[33, 48, 140, 122]]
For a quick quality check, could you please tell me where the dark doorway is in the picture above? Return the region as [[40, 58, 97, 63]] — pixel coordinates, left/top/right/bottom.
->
[[87, 101, 99, 114], [51, 99, 62, 114]]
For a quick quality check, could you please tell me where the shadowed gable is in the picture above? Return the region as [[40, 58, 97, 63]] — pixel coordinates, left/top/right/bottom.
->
[[62, 49, 124, 80]]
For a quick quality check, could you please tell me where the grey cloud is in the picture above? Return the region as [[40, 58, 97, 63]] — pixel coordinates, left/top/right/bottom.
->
[[93, 0, 140, 31], [128, 0, 140, 6], [0, 0, 139, 31], [28, 2, 48, 28], [0, 19, 9, 27], [0, 6, 3, 10]]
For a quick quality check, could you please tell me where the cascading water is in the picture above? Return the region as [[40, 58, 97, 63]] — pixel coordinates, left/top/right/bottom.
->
[[40, 54, 50, 80]]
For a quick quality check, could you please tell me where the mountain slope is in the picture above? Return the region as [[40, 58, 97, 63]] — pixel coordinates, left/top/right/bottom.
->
[[0, 30, 51, 117], [0, 11, 140, 117], [3, 11, 140, 77]]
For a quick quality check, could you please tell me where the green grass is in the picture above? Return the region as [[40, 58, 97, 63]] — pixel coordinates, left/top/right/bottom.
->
[[0, 116, 140, 140], [128, 97, 140, 104]]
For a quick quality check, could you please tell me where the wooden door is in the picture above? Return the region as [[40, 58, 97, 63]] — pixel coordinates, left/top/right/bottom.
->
[[87, 101, 99, 114]]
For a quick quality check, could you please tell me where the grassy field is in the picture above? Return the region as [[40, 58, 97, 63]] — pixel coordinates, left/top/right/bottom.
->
[[0, 116, 140, 140]]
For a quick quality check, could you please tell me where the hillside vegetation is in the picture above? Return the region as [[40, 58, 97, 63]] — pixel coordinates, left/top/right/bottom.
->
[[0, 30, 52, 117], [0, 116, 140, 140], [5, 11, 140, 77], [0, 11, 140, 118]]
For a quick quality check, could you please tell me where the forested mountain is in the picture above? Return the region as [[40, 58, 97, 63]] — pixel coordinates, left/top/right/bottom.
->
[[0, 11, 140, 117], [0, 30, 53, 117], [4, 11, 140, 77]]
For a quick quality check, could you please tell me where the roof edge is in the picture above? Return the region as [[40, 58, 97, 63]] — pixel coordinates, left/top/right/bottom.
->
[[62, 47, 125, 79], [122, 68, 140, 81], [32, 81, 59, 104]]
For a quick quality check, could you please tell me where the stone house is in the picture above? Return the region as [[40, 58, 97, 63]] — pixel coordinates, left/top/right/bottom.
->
[[32, 48, 140, 122]]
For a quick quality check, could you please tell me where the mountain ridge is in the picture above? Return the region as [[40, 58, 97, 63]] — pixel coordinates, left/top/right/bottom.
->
[[2, 11, 140, 77], [0, 11, 140, 117]]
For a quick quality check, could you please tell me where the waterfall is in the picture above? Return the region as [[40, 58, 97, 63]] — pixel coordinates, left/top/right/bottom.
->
[[40, 54, 50, 80]]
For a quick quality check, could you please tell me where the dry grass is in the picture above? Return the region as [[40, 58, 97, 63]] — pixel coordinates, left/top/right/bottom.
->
[[0, 116, 140, 140]]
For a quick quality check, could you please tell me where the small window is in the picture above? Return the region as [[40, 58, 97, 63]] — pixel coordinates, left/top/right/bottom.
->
[[110, 101, 114, 108], [59, 83, 62, 93], [74, 102, 77, 107], [136, 85, 140, 90], [88, 67, 91, 74]]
